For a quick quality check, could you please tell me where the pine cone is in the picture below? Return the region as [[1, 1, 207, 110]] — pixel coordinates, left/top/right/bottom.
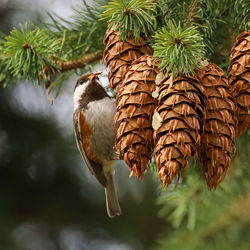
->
[[228, 30, 250, 136], [196, 63, 237, 189], [114, 55, 158, 177], [153, 73, 205, 186], [103, 29, 153, 92]]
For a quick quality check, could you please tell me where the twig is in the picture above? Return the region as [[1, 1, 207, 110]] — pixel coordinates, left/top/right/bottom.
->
[[186, 0, 199, 26], [40, 50, 103, 103], [54, 49, 103, 72]]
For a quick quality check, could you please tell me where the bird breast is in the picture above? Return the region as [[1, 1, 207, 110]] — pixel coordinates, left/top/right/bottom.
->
[[84, 97, 117, 163]]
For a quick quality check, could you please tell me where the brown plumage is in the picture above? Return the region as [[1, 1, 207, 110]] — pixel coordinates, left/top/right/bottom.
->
[[114, 55, 158, 177], [73, 73, 121, 218], [228, 30, 250, 136], [196, 63, 237, 188], [153, 73, 205, 186]]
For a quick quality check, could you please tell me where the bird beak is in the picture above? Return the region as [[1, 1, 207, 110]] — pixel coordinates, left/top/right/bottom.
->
[[88, 71, 102, 80]]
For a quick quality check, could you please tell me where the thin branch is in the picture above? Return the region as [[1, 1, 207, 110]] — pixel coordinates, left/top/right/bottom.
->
[[186, 0, 199, 26], [54, 49, 103, 72]]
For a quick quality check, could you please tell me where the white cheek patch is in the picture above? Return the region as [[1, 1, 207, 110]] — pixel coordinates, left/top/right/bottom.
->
[[73, 80, 91, 110]]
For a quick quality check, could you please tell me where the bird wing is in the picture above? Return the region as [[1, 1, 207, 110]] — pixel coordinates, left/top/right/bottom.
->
[[73, 109, 107, 187]]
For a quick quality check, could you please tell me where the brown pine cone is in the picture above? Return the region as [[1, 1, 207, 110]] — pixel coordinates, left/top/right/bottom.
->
[[103, 29, 153, 92], [196, 62, 237, 188], [228, 30, 250, 136], [114, 55, 158, 177], [153, 73, 205, 186]]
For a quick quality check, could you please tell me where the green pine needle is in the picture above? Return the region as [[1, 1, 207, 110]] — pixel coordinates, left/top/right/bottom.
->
[[3, 23, 61, 82], [101, 0, 156, 41], [42, 0, 107, 59], [153, 21, 206, 77], [234, 0, 250, 30]]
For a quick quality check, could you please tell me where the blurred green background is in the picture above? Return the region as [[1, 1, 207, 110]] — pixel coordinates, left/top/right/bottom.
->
[[0, 1, 250, 250]]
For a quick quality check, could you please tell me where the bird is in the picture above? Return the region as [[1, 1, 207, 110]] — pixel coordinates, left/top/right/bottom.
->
[[73, 72, 121, 218]]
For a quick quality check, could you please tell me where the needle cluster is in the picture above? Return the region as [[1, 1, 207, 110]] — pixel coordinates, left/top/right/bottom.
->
[[3, 23, 61, 81], [101, 0, 156, 41], [153, 21, 205, 77]]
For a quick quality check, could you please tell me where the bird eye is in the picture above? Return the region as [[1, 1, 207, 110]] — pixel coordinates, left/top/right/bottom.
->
[[79, 80, 84, 84]]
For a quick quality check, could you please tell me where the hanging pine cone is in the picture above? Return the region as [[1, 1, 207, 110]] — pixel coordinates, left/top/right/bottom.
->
[[153, 73, 205, 186], [114, 55, 158, 177], [103, 29, 153, 92], [196, 62, 237, 189], [228, 30, 250, 136]]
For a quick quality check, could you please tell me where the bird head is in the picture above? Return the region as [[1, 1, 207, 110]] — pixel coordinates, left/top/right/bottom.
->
[[73, 72, 109, 110], [74, 72, 102, 91]]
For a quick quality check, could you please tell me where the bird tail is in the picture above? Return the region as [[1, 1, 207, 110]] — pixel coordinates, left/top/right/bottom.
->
[[105, 172, 121, 218]]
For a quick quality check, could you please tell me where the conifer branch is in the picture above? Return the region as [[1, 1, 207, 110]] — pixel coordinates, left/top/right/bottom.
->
[[234, 0, 250, 30], [2, 23, 61, 81], [53, 50, 103, 73], [38, 50, 103, 101], [153, 21, 206, 77], [101, 0, 156, 41], [186, 0, 199, 26]]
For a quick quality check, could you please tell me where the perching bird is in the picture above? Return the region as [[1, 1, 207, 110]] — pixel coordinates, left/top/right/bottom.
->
[[73, 72, 121, 218]]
